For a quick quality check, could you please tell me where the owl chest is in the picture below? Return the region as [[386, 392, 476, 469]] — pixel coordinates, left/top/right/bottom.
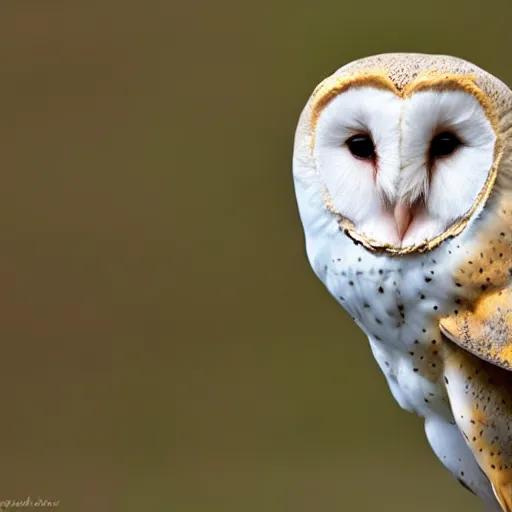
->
[[323, 255, 455, 419]]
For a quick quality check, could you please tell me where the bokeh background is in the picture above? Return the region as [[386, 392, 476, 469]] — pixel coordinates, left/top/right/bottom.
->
[[1, 1, 511, 511]]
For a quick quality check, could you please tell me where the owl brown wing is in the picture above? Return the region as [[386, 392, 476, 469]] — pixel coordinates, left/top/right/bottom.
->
[[439, 287, 512, 372], [440, 288, 512, 511], [441, 341, 512, 511]]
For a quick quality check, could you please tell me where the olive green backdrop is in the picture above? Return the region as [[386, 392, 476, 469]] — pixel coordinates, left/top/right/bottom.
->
[[0, 1, 510, 511]]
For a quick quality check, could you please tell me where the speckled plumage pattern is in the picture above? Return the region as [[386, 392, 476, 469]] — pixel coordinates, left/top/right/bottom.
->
[[341, 54, 512, 102], [293, 53, 512, 511]]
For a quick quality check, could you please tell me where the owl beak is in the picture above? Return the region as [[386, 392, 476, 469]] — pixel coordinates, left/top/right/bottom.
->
[[394, 203, 412, 241]]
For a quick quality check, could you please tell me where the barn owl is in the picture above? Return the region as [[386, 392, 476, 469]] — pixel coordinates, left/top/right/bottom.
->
[[292, 53, 512, 511]]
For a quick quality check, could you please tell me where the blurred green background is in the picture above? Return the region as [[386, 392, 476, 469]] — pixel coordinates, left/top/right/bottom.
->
[[0, 1, 511, 511]]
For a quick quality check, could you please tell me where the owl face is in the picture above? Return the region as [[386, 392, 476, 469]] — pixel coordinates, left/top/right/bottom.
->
[[295, 54, 511, 255]]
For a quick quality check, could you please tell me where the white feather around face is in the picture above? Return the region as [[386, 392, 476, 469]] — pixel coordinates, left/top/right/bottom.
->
[[310, 87, 497, 247], [400, 90, 496, 245], [314, 87, 403, 245]]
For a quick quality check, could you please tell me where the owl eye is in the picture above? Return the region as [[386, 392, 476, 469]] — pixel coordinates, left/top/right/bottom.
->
[[346, 134, 375, 160], [430, 131, 461, 159]]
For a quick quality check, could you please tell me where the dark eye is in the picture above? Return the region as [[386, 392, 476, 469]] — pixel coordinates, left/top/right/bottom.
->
[[346, 134, 375, 160], [430, 131, 461, 159]]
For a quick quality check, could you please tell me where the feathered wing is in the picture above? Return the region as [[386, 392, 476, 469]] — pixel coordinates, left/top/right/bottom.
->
[[440, 288, 512, 371], [440, 290, 512, 511]]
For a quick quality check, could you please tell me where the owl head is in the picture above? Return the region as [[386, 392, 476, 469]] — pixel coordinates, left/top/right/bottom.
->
[[293, 53, 512, 255]]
